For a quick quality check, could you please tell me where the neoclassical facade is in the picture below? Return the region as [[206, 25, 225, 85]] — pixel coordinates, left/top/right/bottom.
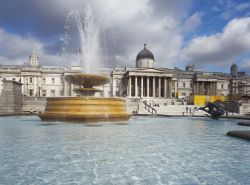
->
[[110, 44, 248, 100], [0, 45, 250, 101]]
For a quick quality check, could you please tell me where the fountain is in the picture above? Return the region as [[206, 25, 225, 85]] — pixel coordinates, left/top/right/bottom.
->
[[38, 6, 131, 123]]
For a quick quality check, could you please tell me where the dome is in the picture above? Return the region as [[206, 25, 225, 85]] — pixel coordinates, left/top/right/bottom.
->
[[230, 63, 238, 77], [136, 44, 154, 61]]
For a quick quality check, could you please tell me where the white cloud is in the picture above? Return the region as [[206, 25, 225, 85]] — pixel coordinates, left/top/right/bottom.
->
[[218, 1, 250, 20], [182, 12, 203, 32], [183, 17, 250, 68], [45, 0, 189, 68], [0, 28, 77, 67], [0, 0, 193, 69], [235, 2, 250, 12]]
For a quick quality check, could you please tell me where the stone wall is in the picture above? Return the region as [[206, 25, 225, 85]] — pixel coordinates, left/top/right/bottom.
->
[[0, 80, 23, 114], [22, 97, 47, 113], [239, 100, 250, 115]]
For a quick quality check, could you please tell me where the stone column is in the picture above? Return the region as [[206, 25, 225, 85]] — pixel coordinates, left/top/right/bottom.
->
[[169, 80, 172, 97], [158, 77, 161, 97], [214, 82, 217, 95], [153, 77, 155, 97], [33, 77, 37, 97], [135, 76, 138, 97], [147, 76, 149, 97], [141, 76, 144, 97], [174, 81, 177, 97], [70, 84, 74, 96], [202, 82, 205, 95], [64, 77, 67, 96], [196, 82, 199, 95], [164, 78, 167, 98], [209, 83, 212, 95], [128, 76, 131, 97]]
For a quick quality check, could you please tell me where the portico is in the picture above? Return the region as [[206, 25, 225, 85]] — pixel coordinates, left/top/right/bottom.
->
[[125, 70, 173, 98]]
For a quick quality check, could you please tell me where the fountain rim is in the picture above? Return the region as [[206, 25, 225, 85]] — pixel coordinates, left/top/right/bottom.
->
[[46, 97, 127, 101], [65, 73, 110, 87]]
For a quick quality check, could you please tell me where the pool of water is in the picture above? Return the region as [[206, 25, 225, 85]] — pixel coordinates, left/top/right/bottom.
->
[[0, 116, 250, 185]]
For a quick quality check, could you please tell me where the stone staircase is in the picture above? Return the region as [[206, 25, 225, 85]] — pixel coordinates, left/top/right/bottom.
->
[[153, 105, 204, 116], [125, 98, 207, 116]]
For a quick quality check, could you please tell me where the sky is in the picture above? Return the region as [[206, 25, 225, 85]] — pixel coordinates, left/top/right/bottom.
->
[[0, 0, 250, 73]]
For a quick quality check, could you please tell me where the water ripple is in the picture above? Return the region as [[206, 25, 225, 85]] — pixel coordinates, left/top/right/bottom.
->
[[0, 116, 249, 184]]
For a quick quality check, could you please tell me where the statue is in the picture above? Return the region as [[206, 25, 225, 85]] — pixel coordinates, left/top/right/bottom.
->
[[198, 101, 225, 119]]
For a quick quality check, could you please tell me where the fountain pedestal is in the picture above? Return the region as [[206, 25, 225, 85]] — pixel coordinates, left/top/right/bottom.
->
[[38, 74, 131, 123]]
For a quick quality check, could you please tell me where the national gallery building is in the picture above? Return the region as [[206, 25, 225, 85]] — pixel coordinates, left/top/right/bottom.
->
[[0, 44, 249, 103]]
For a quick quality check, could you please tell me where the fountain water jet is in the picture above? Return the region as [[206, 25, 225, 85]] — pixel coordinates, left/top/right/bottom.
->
[[39, 6, 131, 123], [61, 6, 100, 73]]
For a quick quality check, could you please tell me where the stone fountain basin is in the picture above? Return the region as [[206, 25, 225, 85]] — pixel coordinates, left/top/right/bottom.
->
[[38, 97, 131, 123], [65, 74, 110, 87]]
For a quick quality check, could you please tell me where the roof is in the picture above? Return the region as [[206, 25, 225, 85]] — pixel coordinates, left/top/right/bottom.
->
[[136, 43, 154, 61]]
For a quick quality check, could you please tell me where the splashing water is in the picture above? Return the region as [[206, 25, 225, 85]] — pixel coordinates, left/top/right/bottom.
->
[[61, 5, 101, 73]]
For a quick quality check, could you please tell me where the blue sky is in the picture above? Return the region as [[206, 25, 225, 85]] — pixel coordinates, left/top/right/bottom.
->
[[0, 0, 250, 73]]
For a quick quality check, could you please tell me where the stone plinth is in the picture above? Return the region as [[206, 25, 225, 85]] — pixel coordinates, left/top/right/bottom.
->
[[0, 80, 23, 114]]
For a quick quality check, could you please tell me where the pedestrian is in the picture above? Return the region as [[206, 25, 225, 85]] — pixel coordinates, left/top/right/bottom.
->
[[186, 107, 188, 113]]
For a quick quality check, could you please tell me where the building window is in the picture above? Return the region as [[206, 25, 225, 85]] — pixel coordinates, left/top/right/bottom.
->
[[29, 77, 33, 83], [221, 84, 224, 89], [228, 84, 230, 89], [177, 82, 178, 87], [43, 78, 46, 84], [182, 93, 186, 96], [29, 89, 33, 96], [51, 90, 55, 97], [52, 78, 55, 84], [60, 90, 64, 96], [42, 90, 46, 97], [183, 82, 185, 88], [190, 83, 193, 88]]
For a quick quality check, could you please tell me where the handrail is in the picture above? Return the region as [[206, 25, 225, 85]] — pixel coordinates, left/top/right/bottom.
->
[[142, 100, 157, 115]]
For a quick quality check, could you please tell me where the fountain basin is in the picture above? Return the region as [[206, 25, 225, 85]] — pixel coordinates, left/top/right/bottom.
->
[[38, 97, 131, 123], [65, 74, 110, 87]]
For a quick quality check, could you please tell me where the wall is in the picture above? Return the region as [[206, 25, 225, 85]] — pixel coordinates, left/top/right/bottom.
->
[[22, 97, 47, 113], [0, 80, 23, 114]]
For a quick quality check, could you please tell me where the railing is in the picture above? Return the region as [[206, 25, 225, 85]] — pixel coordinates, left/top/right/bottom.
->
[[142, 100, 157, 115]]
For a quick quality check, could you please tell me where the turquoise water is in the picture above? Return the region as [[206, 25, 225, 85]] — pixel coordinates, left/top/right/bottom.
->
[[0, 116, 250, 185]]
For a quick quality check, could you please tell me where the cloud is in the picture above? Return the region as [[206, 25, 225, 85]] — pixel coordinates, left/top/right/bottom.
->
[[182, 12, 203, 32], [217, 1, 250, 20], [0, 28, 77, 67], [183, 17, 250, 69], [0, 28, 42, 63], [0, 0, 193, 69], [235, 2, 250, 12]]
